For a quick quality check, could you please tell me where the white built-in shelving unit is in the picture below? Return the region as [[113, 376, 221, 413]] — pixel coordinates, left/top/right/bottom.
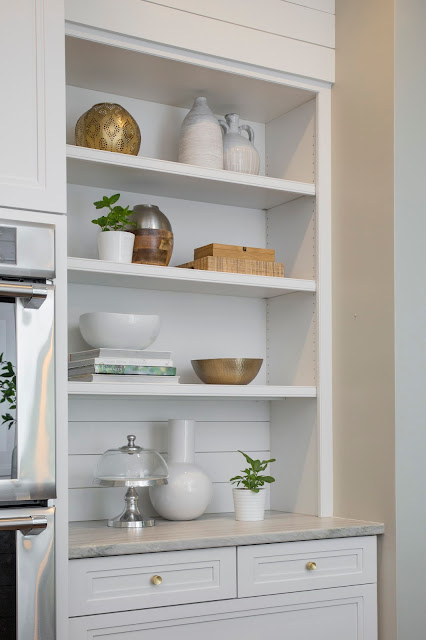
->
[[65, 22, 331, 523]]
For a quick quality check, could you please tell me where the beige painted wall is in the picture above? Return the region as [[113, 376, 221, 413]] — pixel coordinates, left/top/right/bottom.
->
[[332, 1, 396, 639]]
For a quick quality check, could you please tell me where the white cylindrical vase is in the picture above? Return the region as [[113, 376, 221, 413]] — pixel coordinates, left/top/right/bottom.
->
[[149, 420, 213, 521], [178, 97, 223, 170], [97, 230, 135, 263], [232, 487, 266, 521]]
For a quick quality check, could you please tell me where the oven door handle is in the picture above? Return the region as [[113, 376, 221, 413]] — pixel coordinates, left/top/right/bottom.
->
[[0, 515, 48, 536], [0, 282, 49, 309]]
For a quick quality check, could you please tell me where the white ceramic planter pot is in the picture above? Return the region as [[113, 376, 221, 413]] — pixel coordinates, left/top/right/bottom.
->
[[150, 420, 213, 520], [97, 230, 135, 263], [232, 487, 266, 521]]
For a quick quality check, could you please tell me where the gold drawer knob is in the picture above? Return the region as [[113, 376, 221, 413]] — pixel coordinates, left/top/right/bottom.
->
[[151, 575, 163, 585], [306, 561, 317, 571]]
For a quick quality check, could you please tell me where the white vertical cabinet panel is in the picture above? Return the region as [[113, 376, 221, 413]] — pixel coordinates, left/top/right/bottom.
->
[[65, 0, 335, 83], [267, 197, 316, 281], [270, 398, 318, 515], [267, 292, 316, 386], [0, 0, 66, 213], [266, 99, 315, 184], [146, 0, 335, 48], [68, 585, 377, 640], [315, 87, 332, 517]]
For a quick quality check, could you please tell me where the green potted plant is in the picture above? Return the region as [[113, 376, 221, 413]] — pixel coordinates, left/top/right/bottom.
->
[[92, 193, 136, 263], [230, 450, 276, 521]]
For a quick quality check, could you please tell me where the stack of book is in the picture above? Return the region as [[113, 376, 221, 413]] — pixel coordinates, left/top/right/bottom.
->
[[68, 348, 179, 384]]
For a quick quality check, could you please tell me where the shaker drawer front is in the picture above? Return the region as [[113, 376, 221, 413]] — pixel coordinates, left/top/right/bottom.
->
[[69, 547, 236, 616], [238, 537, 377, 597]]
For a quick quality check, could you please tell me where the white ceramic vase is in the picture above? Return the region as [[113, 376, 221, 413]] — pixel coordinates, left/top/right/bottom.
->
[[97, 230, 135, 263], [149, 419, 213, 521], [232, 487, 265, 521], [178, 97, 223, 170], [219, 113, 260, 175]]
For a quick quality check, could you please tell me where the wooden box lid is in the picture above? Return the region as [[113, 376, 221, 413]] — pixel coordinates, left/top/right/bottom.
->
[[194, 243, 275, 262]]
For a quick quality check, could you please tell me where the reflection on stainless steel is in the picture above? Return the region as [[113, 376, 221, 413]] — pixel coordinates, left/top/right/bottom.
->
[[14, 507, 55, 640], [0, 285, 55, 500], [0, 514, 47, 536], [0, 222, 54, 279], [0, 281, 48, 309]]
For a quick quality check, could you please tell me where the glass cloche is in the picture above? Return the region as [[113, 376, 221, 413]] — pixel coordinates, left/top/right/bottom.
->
[[95, 435, 168, 528], [95, 435, 168, 486]]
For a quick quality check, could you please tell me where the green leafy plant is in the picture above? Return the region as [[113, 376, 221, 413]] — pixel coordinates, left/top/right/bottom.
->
[[91, 194, 136, 232], [230, 450, 276, 493], [0, 353, 16, 430]]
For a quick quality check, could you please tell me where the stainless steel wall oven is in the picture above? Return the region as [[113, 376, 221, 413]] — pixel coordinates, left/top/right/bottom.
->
[[0, 221, 56, 639]]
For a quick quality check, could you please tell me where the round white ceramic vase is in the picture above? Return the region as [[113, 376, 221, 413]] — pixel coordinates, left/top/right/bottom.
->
[[219, 113, 260, 175], [149, 419, 213, 521], [97, 230, 135, 263], [178, 97, 223, 170], [232, 487, 265, 521]]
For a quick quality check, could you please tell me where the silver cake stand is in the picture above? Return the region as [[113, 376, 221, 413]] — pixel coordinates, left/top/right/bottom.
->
[[99, 477, 168, 528]]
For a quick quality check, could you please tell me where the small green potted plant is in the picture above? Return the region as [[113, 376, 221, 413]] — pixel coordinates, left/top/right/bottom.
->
[[230, 451, 276, 521], [92, 193, 136, 263]]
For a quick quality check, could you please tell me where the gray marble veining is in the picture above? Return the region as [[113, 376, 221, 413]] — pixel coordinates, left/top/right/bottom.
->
[[69, 511, 384, 559]]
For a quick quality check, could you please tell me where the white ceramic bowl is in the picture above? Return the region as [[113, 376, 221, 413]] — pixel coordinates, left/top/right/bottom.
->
[[79, 312, 160, 350]]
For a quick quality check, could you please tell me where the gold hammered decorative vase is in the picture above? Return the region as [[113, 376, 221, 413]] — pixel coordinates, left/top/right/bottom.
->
[[75, 103, 141, 155]]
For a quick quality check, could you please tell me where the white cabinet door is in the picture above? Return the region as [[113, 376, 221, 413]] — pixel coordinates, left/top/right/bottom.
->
[[0, 0, 66, 214], [69, 584, 377, 640]]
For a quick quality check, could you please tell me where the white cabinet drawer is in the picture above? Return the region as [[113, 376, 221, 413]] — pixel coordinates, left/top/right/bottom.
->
[[69, 547, 236, 616], [237, 536, 377, 597]]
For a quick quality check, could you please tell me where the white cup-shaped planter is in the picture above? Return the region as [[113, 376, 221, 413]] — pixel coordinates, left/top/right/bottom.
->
[[232, 487, 266, 522], [97, 230, 135, 263]]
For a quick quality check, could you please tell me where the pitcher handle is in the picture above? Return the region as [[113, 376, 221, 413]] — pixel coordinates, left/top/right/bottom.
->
[[239, 124, 255, 144], [218, 119, 228, 135]]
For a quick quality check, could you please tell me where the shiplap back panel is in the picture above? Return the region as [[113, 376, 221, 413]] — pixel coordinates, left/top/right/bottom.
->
[[68, 283, 267, 384], [66, 86, 266, 174], [67, 184, 267, 266], [65, 0, 335, 83], [69, 398, 271, 521], [145, 0, 335, 48]]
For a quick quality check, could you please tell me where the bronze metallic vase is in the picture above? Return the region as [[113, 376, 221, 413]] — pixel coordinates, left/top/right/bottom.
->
[[75, 103, 141, 155], [129, 205, 174, 266]]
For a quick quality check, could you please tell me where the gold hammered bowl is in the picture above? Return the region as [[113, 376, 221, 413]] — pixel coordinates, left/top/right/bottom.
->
[[75, 103, 141, 155], [191, 358, 263, 385]]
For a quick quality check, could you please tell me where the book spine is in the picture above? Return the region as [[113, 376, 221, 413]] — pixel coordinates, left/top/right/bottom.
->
[[79, 365, 177, 376], [68, 358, 173, 368]]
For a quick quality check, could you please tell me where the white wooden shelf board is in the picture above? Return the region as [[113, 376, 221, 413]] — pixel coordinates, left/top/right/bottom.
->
[[67, 257, 316, 298], [67, 383, 316, 399], [66, 146, 315, 210]]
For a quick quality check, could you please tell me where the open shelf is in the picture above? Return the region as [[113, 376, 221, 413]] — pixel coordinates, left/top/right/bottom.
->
[[67, 382, 317, 399], [66, 145, 315, 210], [67, 257, 316, 298]]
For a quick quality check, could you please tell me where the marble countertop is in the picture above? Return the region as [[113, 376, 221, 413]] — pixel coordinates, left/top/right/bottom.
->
[[69, 511, 384, 559]]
